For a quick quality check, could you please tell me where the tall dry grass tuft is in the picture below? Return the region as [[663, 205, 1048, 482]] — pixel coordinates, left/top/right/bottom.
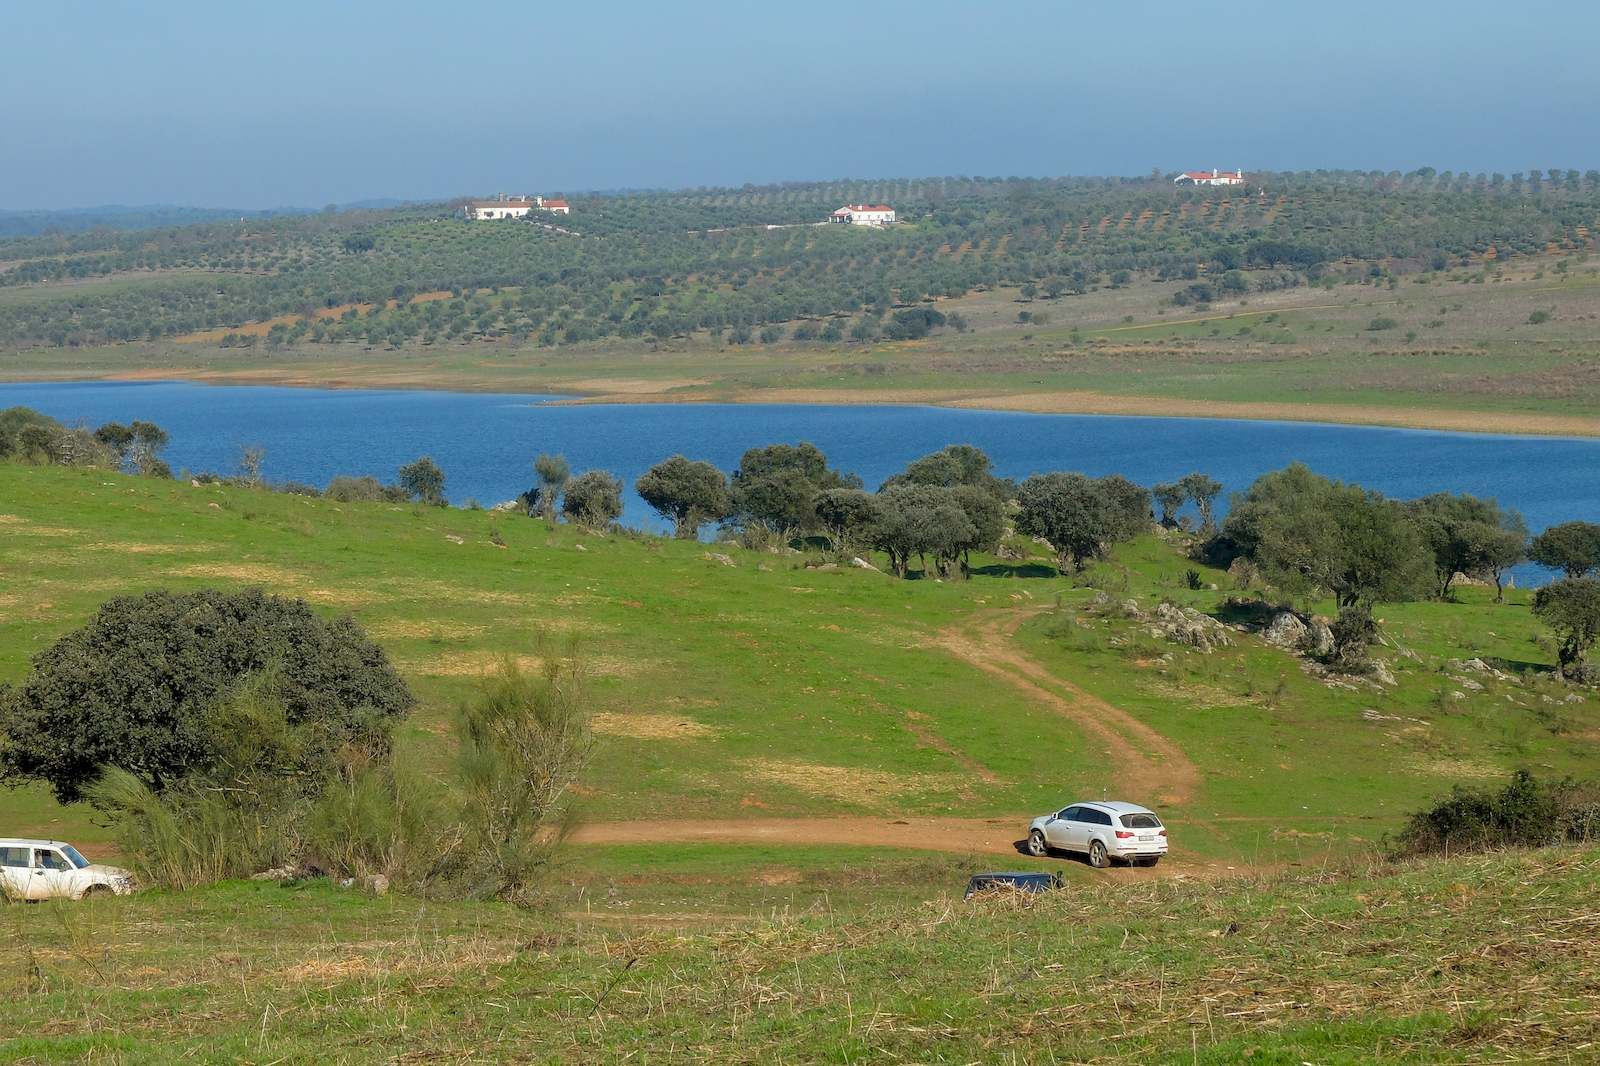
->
[[86, 766, 295, 889], [449, 643, 592, 904]]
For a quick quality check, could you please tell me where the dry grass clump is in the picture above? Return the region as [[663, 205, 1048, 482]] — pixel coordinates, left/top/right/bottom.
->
[[592, 712, 718, 740], [739, 759, 957, 803]]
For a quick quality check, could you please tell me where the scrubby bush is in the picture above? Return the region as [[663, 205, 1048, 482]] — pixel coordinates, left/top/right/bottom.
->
[[1394, 771, 1600, 857], [450, 653, 591, 902], [325, 474, 409, 502]]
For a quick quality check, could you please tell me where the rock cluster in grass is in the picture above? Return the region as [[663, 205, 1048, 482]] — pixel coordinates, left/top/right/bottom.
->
[[1145, 600, 1235, 653]]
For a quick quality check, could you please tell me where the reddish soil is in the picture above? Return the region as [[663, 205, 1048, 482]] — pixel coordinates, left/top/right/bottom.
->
[[931, 609, 1200, 805]]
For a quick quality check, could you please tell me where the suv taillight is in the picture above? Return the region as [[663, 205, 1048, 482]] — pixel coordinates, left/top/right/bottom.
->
[[1114, 830, 1135, 839], [1159, 829, 1167, 837]]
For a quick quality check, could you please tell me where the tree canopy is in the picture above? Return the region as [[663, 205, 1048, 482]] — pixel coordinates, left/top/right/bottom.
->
[[1407, 493, 1527, 599], [1529, 521, 1600, 579], [1224, 464, 1433, 609], [1015, 472, 1150, 572], [0, 588, 414, 804], [636, 456, 731, 538], [1533, 578, 1600, 680]]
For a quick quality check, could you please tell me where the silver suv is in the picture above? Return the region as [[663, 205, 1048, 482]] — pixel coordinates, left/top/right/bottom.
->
[[1027, 801, 1168, 868]]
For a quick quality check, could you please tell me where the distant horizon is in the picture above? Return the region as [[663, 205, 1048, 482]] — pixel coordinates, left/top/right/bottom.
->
[[5, 162, 1596, 215], [5, 0, 1597, 212]]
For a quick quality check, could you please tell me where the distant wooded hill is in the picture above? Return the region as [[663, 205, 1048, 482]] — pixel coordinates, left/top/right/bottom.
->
[[1, 170, 1596, 348]]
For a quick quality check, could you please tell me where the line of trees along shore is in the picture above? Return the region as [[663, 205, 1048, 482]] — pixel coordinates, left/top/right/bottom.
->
[[7, 404, 1600, 682]]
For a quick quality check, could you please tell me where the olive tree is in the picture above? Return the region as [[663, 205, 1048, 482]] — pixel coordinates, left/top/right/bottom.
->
[[398, 455, 447, 506], [1533, 578, 1600, 681], [1407, 493, 1527, 600], [1530, 521, 1600, 579], [729, 442, 859, 539], [1015, 472, 1151, 572], [814, 488, 881, 557], [1177, 472, 1223, 533], [636, 456, 731, 538], [530, 453, 571, 523], [883, 444, 1010, 501], [561, 470, 624, 530], [0, 588, 414, 804], [873, 484, 975, 579], [1153, 482, 1186, 528]]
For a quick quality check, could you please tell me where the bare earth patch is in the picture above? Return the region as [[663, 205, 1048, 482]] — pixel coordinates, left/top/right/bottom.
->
[[402, 651, 644, 678], [739, 758, 957, 804], [167, 562, 308, 585], [556, 377, 712, 396], [593, 712, 719, 740], [368, 618, 489, 641]]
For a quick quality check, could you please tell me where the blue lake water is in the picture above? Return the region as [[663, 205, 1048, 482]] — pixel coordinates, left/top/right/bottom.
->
[[4, 380, 1596, 583]]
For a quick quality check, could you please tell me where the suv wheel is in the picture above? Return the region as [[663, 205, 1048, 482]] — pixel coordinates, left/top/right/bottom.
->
[[82, 884, 112, 898], [1087, 840, 1109, 869], [1027, 830, 1047, 857]]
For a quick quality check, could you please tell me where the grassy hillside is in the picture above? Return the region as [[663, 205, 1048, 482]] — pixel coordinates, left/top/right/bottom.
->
[[4, 847, 1596, 1061], [3, 463, 1599, 1060], [2, 462, 1595, 894]]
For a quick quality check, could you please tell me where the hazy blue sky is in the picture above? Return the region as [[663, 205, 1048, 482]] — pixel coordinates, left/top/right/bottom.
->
[[5, 0, 1597, 209]]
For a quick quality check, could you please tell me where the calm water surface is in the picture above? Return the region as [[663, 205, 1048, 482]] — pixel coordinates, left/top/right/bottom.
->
[[4, 381, 1596, 581]]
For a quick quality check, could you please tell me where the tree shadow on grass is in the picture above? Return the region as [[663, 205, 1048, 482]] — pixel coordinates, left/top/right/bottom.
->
[[972, 562, 1060, 579]]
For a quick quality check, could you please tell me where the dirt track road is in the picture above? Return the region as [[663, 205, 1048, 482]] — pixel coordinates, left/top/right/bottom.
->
[[570, 609, 1236, 875], [932, 609, 1200, 805]]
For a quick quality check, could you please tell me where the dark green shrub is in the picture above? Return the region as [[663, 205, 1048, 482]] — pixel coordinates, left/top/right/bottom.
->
[[0, 587, 414, 803], [1394, 771, 1600, 857]]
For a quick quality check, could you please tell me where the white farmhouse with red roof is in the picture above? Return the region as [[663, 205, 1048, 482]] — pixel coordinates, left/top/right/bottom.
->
[[464, 195, 570, 220], [829, 203, 897, 227], [1174, 168, 1246, 187]]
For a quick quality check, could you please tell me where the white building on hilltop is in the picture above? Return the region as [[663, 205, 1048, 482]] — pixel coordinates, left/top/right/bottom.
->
[[1174, 169, 1246, 187], [464, 195, 570, 220], [829, 203, 897, 226]]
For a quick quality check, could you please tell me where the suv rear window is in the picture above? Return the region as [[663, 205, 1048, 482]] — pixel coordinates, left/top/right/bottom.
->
[[1121, 813, 1162, 829]]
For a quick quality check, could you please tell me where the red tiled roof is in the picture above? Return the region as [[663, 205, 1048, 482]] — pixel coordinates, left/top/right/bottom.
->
[[540, 199, 569, 209]]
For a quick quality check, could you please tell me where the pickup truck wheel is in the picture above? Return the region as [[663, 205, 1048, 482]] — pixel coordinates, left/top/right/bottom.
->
[[1087, 840, 1109, 869], [1027, 830, 1047, 857]]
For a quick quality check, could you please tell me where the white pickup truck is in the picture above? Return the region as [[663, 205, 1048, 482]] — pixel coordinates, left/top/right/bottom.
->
[[0, 838, 134, 901]]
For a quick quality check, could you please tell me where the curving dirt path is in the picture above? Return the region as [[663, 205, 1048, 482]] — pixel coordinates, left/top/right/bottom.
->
[[568, 816, 1277, 881], [571, 816, 1023, 855], [931, 609, 1201, 806], [565, 608, 1226, 879]]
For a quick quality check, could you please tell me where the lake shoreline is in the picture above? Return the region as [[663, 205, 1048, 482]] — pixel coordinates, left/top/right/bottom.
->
[[16, 366, 1597, 440]]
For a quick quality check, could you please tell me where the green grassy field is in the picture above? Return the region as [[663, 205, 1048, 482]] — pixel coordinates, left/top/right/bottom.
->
[[2, 463, 1594, 877], [3, 463, 1599, 1059], [3, 847, 1596, 1061]]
